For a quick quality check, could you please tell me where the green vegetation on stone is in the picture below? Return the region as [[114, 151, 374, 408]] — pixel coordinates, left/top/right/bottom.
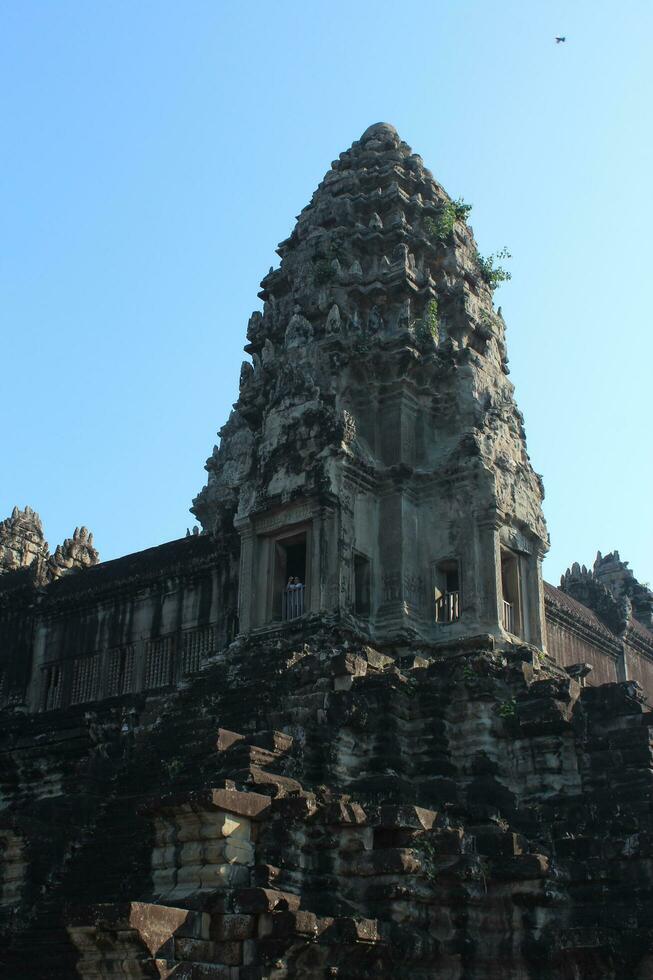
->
[[414, 298, 439, 344], [498, 698, 517, 719], [475, 247, 512, 289], [423, 198, 472, 244], [452, 197, 472, 221], [314, 258, 335, 285], [313, 233, 346, 285], [413, 833, 440, 881]]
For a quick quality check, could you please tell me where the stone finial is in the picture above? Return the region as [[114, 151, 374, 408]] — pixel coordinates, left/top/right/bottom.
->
[[284, 313, 313, 349], [0, 506, 101, 584], [262, 339, 275, 365], [350, 259, 362, 277], [592, 550, 653, 629], [369, 212, 383, 231], [326, 305, 341, 334], [368, 306, 383, 332], [48, 526, 100, 579], [361, 122, 399, 138], [247, 311, 263, 344], [561, 551, 653, 632], [0, 505, 48, 575], [240, 362, 254, 388]]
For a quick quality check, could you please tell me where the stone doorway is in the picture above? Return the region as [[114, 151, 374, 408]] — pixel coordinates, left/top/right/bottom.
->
[[273, 531, 307, 622]]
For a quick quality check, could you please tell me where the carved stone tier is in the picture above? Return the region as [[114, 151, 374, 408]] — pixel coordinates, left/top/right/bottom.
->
[[193, 123, 549, 647]]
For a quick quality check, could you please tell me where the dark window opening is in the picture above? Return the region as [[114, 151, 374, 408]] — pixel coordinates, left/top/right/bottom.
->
[[434, 559, 460, 624], [500, 548, 521, 635], [373, 826, 400, 849], [227, 613, 239, 642], [273, 532, 307, 622], [43, 665, 61, 711], [354, 553, 371, 617], [285, 541, 307, 581]]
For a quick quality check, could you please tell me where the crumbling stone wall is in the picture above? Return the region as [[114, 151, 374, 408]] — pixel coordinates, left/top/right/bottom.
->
[[0, 532, 238, 714], [543, 583, 623, 686], [559, 557, 653, 696], [2, 628, 653, 977]]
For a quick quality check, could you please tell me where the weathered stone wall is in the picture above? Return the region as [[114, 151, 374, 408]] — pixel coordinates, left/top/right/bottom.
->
[[552, 566, 653, 699], [0, 534, 238, 715], [545, 619, 620, 686], [5, 542, 652, 716], [2, 628, 653, 977], [544, 584, 623, 687], [624, 624, 653, 698], [0, 579, 37, 710]]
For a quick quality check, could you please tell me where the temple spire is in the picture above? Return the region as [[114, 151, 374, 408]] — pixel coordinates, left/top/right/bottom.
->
[[194, 124, 547, 645]]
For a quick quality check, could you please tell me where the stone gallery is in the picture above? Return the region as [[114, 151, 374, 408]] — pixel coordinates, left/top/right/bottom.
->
[[1, 123, 653, 978]]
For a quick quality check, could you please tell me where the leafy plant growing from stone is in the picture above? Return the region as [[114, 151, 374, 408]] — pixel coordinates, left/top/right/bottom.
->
[[313, 234, 346, 285], [452, 197, 472, 221], [314, 258, 335, 285], [477, 310, 496, 338], [497, 698, 517, 719], [424, 198, 472, 244], [414, 299, 439, 345], [404, 676, 420, 697], [413, 833, 440, 881], [163, 757, 184, 779], [424, 299, 439, 339], [423, 211, 452, 243], [475, 247, 512, 289]]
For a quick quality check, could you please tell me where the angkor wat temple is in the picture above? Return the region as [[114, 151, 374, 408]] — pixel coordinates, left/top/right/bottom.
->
[[2, 123, 653, 979]]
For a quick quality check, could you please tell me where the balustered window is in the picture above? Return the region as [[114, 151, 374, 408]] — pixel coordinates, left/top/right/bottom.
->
[[182, 627, 215, 675], [434, 559, 461, 624], [144, 636, 173, 689], [107, 646, 135, 696], [42, 664, 63, 711], [70, 655, 100, 705], [272, 530, 308, 622], [500, 548, 522, 636]]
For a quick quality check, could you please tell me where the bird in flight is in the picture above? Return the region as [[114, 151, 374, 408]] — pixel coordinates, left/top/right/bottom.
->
[[555, 36, 567, 43]]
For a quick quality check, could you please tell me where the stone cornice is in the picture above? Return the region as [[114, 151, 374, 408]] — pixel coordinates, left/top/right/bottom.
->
[[29, 543, 229, 618], [544, 593, 621, 660], [624, 621, 653, 661]]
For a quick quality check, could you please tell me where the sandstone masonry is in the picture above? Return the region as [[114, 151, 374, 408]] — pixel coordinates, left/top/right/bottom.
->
[[1, 124, 652, 979]]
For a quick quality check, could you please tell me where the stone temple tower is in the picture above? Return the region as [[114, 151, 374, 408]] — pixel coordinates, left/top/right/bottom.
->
[[193, 123, 548, 647]]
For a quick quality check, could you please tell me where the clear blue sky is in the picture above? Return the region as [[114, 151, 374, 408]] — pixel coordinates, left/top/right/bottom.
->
[[2, 1, 651, 587]]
